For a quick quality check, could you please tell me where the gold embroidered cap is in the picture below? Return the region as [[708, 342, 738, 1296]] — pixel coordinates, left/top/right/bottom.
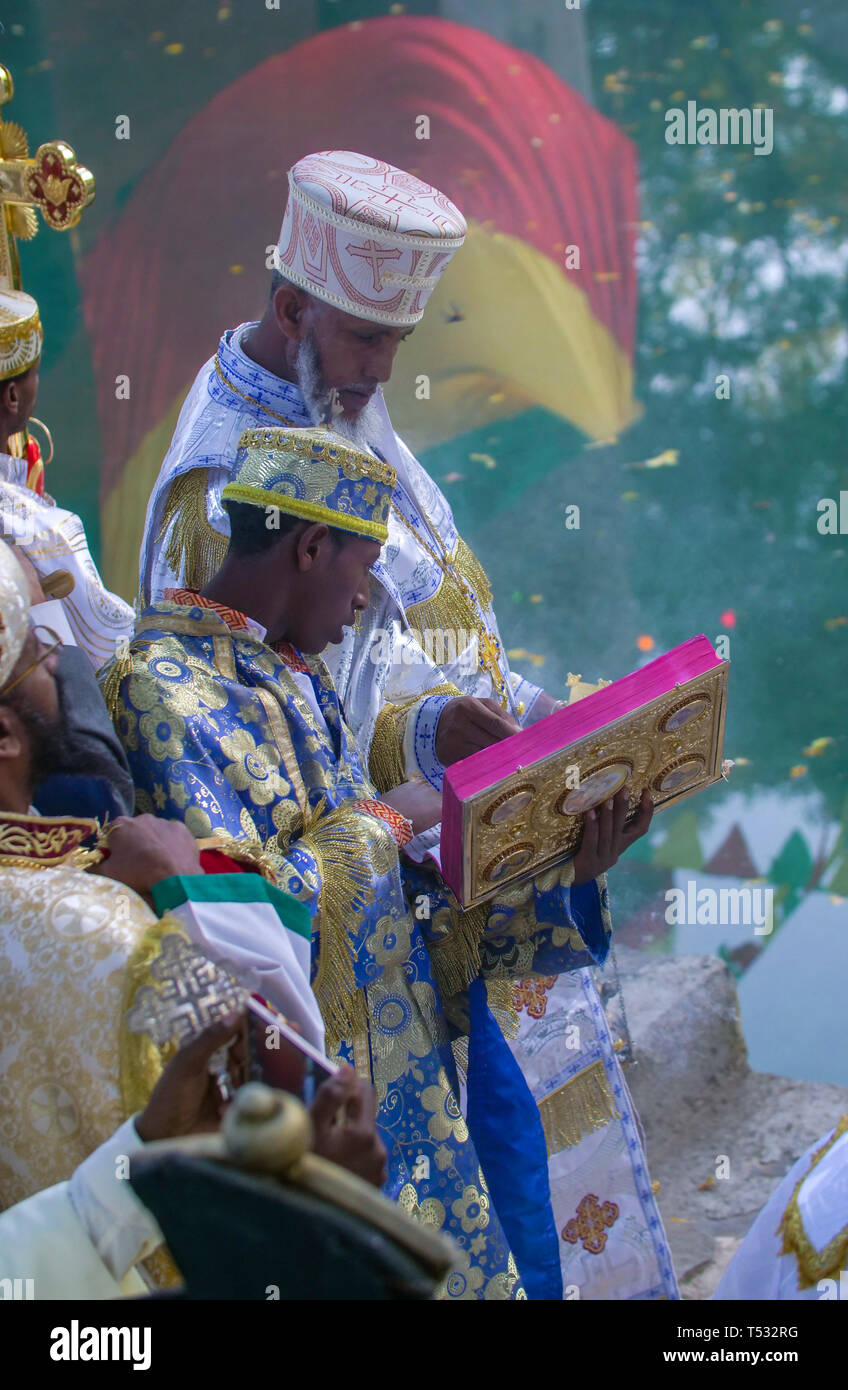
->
[[0, 289, 42, 382], [0, 539, 31, 690], [223, 426, 397, 543]]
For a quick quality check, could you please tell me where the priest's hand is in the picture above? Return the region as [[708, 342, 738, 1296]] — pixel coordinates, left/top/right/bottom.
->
[[435, 695, 520, 766], [309, 1065, 388, 1188], [572, 787, 654, 885], [135, 1012, 246, 1142], [380, 778, 442, 833], [94, 813, 202, 896]]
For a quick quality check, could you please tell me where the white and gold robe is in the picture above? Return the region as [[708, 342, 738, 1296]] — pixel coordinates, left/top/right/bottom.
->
[[0, 452, 134, 670]]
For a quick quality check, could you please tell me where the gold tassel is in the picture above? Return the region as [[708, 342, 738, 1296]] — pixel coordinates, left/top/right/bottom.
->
[[368, 702, 409, 794], [157, 468, 228, 591], [427, 903, 487, 1002], [367, 684, 461, 793], [537, 1060, 621, 1155], [119, 915, 183, 1117], [194, 833, 279, 884], [404, 538, 492, 653], [306, 803, 380, 1052], [454, 537, 493, 611], [120, 916, 217, 1292], [140, 1246, 184, 1291], [100, 641, 136, 725]]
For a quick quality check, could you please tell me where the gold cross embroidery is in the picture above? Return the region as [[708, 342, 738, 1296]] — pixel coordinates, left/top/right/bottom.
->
[[513, 975, 557, 1019], [561, 1194, 620, 1255], [0, 63, 95, 289]]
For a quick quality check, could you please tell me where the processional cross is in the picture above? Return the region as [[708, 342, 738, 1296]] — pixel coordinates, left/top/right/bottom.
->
[[0, 61, 95, 290]]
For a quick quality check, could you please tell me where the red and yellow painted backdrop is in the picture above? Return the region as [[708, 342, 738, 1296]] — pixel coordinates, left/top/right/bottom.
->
[[77, 16, 638, 596]]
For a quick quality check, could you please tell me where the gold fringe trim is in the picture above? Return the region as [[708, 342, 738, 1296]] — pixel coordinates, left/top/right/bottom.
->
[[368, 701, 408, 794], [100, 642, 135, 725], [119, 916, 208, 1292], [306, 801, 377, 1053], [538, 1060, 621, 1156], [404, 537, 493, 653], [194, 833, 280, 884], [778, 1114, 848, 1290], [119, 915, 184, 1117], [427, 903, 487, 1003], [455, 537, 494, 611], [158, 468, 228, 592], [367, 683, 460, 793]]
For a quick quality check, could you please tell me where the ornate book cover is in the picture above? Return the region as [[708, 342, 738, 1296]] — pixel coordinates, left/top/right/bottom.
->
[[441, 635, 729, 908]]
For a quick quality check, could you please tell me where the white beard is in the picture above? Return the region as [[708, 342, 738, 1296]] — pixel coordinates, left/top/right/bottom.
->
[[330, 394, 384, 451], [295, 335, 384, 453]]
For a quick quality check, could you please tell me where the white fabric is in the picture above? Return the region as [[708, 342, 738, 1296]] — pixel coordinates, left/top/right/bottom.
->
[[169, 897, 326, 1051], [507, 969, 679, 1300], [0, 1117, 161, 1300], [0, 1183, 144, 1299], [140, 324, 309, 605], [30, 596, 76, 646], [276, 151, 466, 326], [242, 613, 266, 643], [800, 1129, 848, 1250], [67, 1117, 164, 1283], [0, 537, 29, 685], [403, 822, 442, 868], [715, 1125, 848, 1300], [0, 455, 134, 671]]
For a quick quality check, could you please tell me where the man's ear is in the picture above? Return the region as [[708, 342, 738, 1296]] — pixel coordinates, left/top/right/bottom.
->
[[294, 522, 332, 572], [0, 703, 23, 762], [0, 379, 16, 414], [273, 283, 309, 341]]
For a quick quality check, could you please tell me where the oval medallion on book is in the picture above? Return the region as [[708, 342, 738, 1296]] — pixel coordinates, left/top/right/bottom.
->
[[484, 843, 535, 882], [659, 694, 710, 733], [556, 760, 632, 815], [654, 756, 705, 794], [482, 784, 535, 825]]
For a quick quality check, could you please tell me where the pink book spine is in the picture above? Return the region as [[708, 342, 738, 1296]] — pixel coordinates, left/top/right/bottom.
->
[[441, 635, 721, 900]]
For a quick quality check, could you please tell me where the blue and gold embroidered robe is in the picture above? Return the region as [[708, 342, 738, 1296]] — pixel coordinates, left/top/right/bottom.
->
[[106, 601, 612, 1299]]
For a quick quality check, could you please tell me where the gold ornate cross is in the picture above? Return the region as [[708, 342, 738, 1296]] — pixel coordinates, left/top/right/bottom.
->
[[561, 1193, 620, 1254], [0, 63, 95, 290]]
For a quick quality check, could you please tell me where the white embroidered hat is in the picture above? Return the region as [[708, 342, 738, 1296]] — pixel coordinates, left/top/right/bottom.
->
[[275, 151, 466, 327], [0, 539, 31, 690], [0, 289, 42, 382]]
